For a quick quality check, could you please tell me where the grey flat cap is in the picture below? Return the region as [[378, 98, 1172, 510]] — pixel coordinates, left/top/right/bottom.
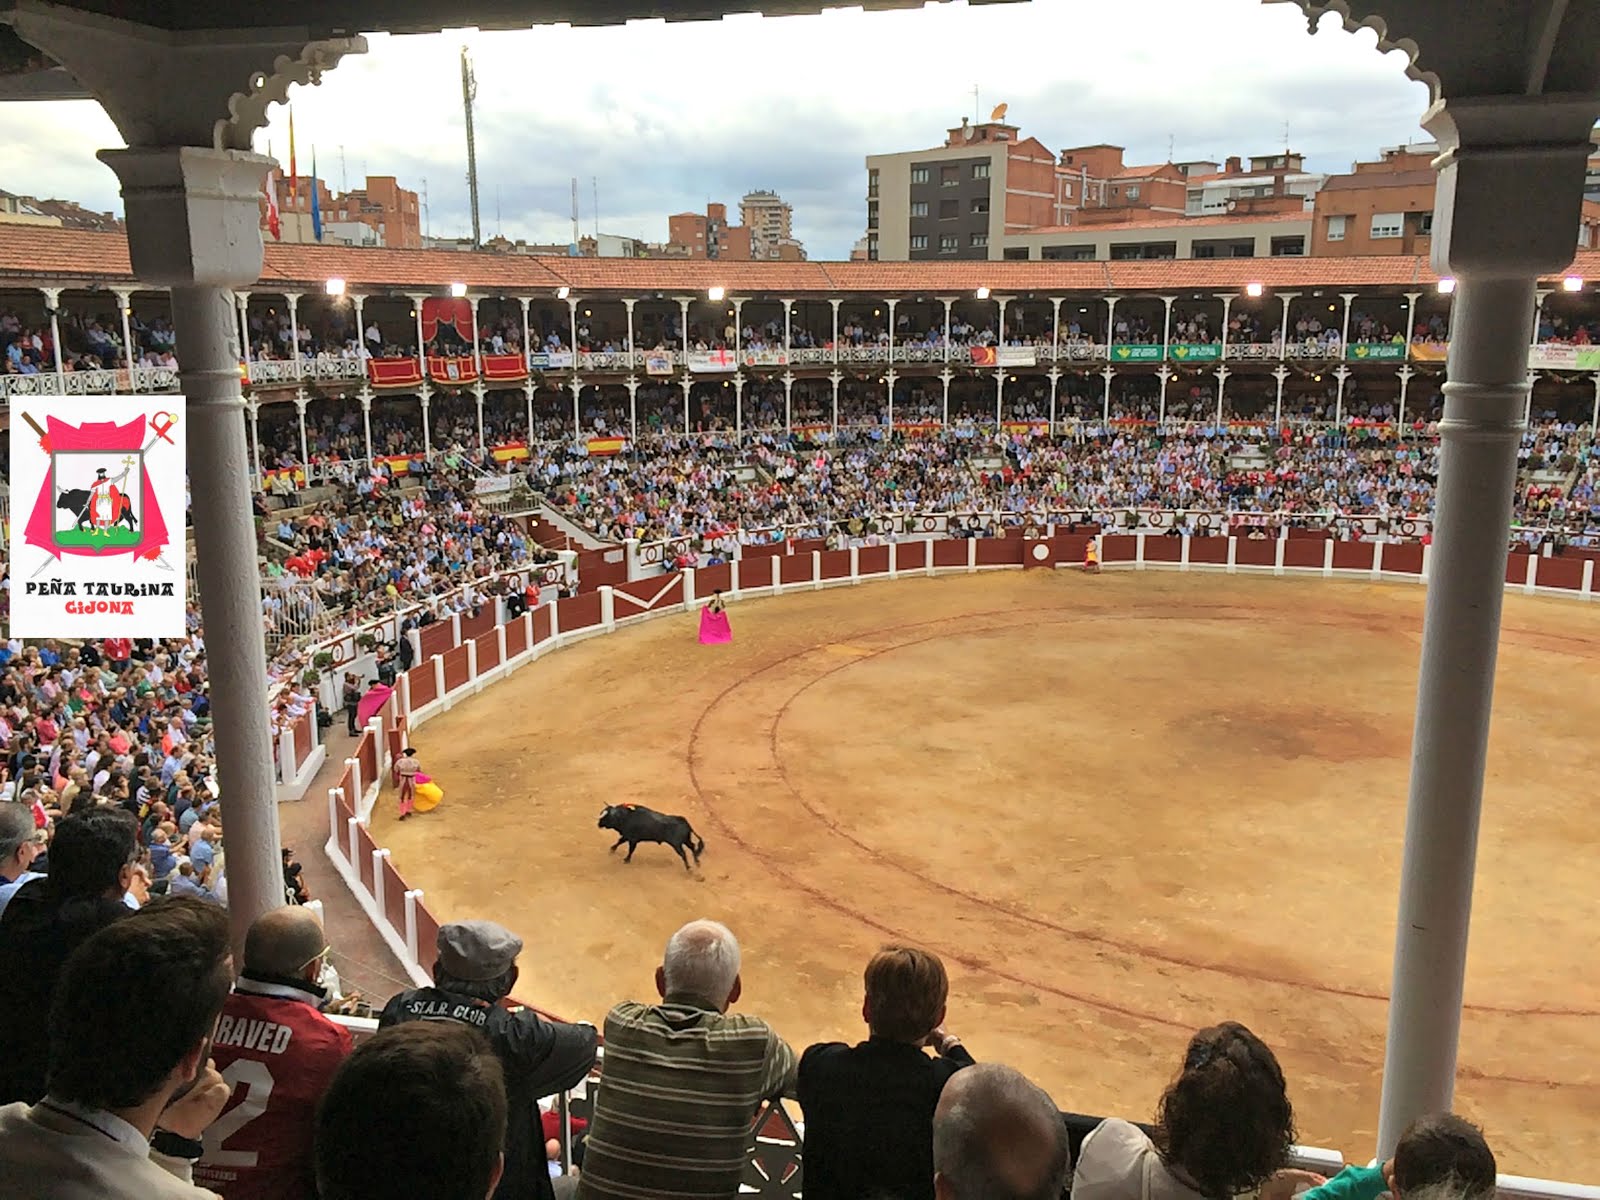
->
[[437, 920, 523, 982]]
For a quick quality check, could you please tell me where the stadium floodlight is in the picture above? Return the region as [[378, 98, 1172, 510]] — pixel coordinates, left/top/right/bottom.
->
[[325, 278, 346, 297], [1563, 275, 1584, 291], [556, 286, 571, 300], [450, 281, 468, 298], [1245, 282, 1264, 298], [708, 286, 726, 301], [1436, 277, 1456, 294], [975, 286, 991, 300]]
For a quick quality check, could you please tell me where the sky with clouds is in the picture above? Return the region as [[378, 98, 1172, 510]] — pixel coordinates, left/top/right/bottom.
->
[[1, 0, 1430, 260]]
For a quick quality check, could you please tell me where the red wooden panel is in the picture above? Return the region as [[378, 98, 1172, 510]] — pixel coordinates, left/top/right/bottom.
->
[[504, 617, 529, 657], [791, 537, 826, 555], [1383, 543, 1424, 574], [894, 541, 929, 572], [357, 734, 378, 793], [1101, 534, 1139, 565], [1143, 536, 1183, 563], [1234, 537, 1276, 567], [415, 904, 441, 971], [460, 606, 494, 641], [476, 630, 501, 672], [1051, 535, 1091, 565], [382, 858, 408, 935], [858, 545, 890, 575], [1283, 539, 1326, 569], [741, 541, 785, 560], [780, 553, 813, 584], [1188, 537, 1229, 565], [697, 563, 732, 594], [976, 538, 1020, 566], [335, 765, 354, 802], [419, 621, 455, 659], [1536, 556, 1584, 590], [532, 604, 553, 643], [1332, 541, 1375, 571], [293, 714, 313, 763], [562, 590, 603, 631], [355, 823, 378, 893], [442, 645, 471, 693], [579, 557, 629, 590], [819, 549, 853, 579], [933, 539, 968, 568], [407, 663, 437, 708], [1505, 550, 1532, 585], [1287, 526, 1330, 540]]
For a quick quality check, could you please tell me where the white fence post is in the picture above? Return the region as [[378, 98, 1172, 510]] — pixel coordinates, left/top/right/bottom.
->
[[276, 727, 296, 785], [967, 539, 977, 573], [346, 816, 362, 870], [346, 756, 363, 811], [397, 668, 411, 718], [366, 717, 386, 777], [450, 611, 462, 646], [812, 551, 824, 589], [624, 537, 641, 582], [522, 611, 535, 657], [682, 567, 697, 608], [548, 599, 561, 642], [1524, 554, 1538, 595], [1226, 536, 1238, 575], [1136, 532, 1147, 571], [888, 542, 899, 580], [600, 585, 616, 631], [729, 557, 742, 599], [1322, 538, 1335, 578], [1371, 540, 1385, 580], [431, 655, 446, 705], [924, 538, 935, 577], [771, 553, 783, 594], [403, 890, 421, 966], [371, 848, 391, 923], [496, 622, 508, 671], [850, 546, 860, 581], [1583, 559, 1595, 598], [1420, 541, 1433, 584], [464, 639, 479, 697], [1180, 536, 1191, 569], [1274, 535, 1287, 576], [327, 788, 344, 860]]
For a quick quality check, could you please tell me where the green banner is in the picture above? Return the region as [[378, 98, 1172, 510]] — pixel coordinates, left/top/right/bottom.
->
[[1345, 343, 1406, 362], [1108, 344, 1162, 362], [1169, 343, 1221, 362]]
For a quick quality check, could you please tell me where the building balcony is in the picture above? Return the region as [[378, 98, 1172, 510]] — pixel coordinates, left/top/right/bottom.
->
[[0, 365, 180, 397], [245, 358, 372, 387]]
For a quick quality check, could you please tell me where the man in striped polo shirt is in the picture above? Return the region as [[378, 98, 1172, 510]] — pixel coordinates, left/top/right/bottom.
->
[[576, 920, 797, 1200]]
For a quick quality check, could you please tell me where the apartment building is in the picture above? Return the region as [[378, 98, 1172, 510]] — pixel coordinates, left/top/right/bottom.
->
[[667, 202, 755, 260], [266, 173, 423, 249], [1309, 147, 1437, 256], [739, 190, 807, 260]]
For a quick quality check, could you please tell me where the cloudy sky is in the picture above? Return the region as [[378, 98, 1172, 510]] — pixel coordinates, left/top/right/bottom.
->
[[3, 0, 1429, 259]]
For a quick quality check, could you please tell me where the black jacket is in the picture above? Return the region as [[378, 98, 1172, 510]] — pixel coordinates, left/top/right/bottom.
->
[[797, 1037, 975, 1200], [0, 879, 131, 1104], [380, 986, 597, 1200]]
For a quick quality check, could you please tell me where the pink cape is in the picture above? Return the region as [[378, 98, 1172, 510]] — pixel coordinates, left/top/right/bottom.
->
[[698, 606, 733, 645], [356, 683, 395, 728]]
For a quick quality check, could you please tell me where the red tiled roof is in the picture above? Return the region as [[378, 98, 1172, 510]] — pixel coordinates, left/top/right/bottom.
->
[[1, 224, 1598, 296], [1111, 163, 1175, 179], [1320, 170, 1437, 192]]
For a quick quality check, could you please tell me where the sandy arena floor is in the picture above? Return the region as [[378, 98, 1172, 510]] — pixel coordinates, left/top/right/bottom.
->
[[372, 571, 1600, 1179]]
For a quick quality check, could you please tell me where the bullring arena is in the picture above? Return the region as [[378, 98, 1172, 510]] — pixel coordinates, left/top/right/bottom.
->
[[345, 546, 1600, 1180]]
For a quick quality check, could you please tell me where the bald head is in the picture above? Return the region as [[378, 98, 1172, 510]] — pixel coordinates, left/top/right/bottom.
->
[[933, 1063, 1070, 1200], [244, 905, 327, 981], [658, 919, 741, 1010]]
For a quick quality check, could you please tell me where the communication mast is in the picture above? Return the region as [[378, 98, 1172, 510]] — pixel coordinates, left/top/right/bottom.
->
[[461, 45, 481, 249]]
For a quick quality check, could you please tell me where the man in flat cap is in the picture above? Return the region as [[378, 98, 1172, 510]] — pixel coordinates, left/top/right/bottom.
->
[[379, 920, 598, 1200]]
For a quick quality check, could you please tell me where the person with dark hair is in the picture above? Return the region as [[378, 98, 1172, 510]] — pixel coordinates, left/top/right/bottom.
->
[[798, 945, 975, 1200], [316, 1020, 507, 1200], [0, 896, 234, 1198], [195, 906, 352, 1200], [1071, 1022, 1296, 1200], [1299, 1114, 1496, 1200], [932, 1062, 1071, 1200], [0, 806, 140, 1104], [379, 920, 597, 1200]]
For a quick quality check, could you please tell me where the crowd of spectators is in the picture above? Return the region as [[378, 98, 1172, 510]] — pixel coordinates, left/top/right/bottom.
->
[[0, 899, 1505, 1200], [1, 305, 178, 378]]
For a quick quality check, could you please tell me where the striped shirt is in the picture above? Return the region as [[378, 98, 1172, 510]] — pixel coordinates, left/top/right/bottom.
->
[[575, 994, 797, 1200]]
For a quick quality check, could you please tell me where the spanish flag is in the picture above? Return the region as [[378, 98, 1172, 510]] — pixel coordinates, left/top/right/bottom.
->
[[491, 443, 530, 463], [587, 434, 627, 457], [970, 345, 997, 367]]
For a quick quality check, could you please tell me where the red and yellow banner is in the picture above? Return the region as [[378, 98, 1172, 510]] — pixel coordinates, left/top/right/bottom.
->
[[262, 466, 307, 486], [970, 346, 998, 367], [426, 355, 478, 384], [491, 442, 530, 463], [367, 357, 425, 388], [587, 435, 627, 457]]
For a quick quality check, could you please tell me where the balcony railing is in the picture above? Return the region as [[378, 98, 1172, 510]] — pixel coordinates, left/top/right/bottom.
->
[[246, 358, 372, 387], [0, 366, 180, 398]]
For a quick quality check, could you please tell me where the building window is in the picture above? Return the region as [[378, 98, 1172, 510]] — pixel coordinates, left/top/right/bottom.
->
[[911, 234, 929, 250], [1002, 247, 1029, 260], [1370, 212, 1403, 239], [911, 167, 929, 185], [1062, 182, 1073, 199], [939, 234, 958, 252], [867, 200, 878, 230], [868, 168, 879, 198], [867, 235, 878, 261], [972, 162, 990, 180], [970, 232, 988, 248], [910, 201, 928, 218], [1125, 185, 1140, 201], [1271, 236, 1306, 256], [941, 165, 960, 186], [939, 199, 958, 219], [1417, 211, 1434, 235], [971, 197, 989, 215], [1326, 214, 1346, 241]]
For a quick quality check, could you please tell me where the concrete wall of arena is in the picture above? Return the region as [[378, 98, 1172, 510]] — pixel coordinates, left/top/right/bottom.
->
[[317, 531, 1597, 1200]]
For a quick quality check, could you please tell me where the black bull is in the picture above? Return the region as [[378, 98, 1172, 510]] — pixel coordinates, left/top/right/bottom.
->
[[597, 804, 705, 871], [57, 488, 137, 532]]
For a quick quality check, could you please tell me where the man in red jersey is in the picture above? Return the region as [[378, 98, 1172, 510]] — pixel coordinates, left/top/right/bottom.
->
[[194, 906, 352, 1199]]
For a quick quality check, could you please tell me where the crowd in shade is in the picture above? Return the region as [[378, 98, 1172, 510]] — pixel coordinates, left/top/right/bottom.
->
[[1, 305, 178, 376], [0, 896, 1505, 1200]]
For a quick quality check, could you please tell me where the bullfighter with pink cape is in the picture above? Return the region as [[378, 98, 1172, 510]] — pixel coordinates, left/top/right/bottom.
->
[[698, 590, 732, 644]]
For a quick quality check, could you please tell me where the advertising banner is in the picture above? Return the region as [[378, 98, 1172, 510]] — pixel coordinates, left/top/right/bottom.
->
[[1346, 343, 1406, 362], [688, 349, 738, 373], [1108, 344, 1162, 362], [645, 352, 675, 376], [997, 346, 1037, 367], [1168, 343, 1221, 362], [528, 351, 575, 370], [10, 396, 186, 637], [1527, 344, 1600, 370]]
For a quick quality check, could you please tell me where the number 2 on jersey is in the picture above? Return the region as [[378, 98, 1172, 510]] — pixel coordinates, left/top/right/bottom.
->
[[201, 1059, 275, 1167]]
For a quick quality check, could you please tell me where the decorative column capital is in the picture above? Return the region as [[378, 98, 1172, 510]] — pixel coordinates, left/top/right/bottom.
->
[[39, 286, 61, 309]]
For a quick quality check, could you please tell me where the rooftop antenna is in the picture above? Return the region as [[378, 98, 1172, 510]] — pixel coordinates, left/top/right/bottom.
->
[[1168, 133, 1175, 163], [1283, 120, 1291, 153], [592, 175, 599, 240], [496, 185, 502, 237], [461, 45, 481, 248], [340, 144, 348, 192], [570, 177, 579, 252], [421, 177, 431, 240], [972, 83, 980, 125]]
